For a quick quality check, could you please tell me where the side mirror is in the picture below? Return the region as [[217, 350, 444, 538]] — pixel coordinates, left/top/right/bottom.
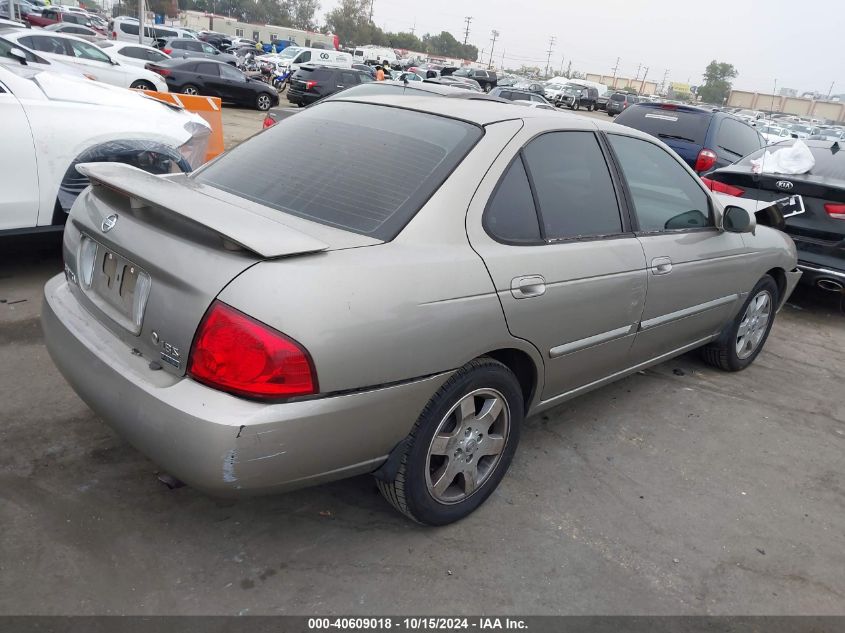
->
[[8, 47, 28, 65], [723, 205, 756, 234]]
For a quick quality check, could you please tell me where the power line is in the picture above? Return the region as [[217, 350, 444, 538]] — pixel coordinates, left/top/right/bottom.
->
[[463, 16, 472, 46], [544, 36, 556, 78]]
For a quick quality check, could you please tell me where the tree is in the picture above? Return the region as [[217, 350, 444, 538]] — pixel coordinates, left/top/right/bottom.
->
[[284, 0, 319, 30], [325, 0, 371, 46], [698, 60, 738, 105], [421, 31, 477, 61], [387, 31, 423, 51]]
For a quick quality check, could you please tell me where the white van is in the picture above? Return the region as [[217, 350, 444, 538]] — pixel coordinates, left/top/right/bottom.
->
[[276, 47, 352, 72], [352, 46, 397, 66], [111, 17, 196, 45]]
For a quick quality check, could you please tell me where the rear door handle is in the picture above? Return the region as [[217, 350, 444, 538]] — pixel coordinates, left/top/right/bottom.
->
[[510, 275, 546, 299], [651, 257, 673, 275]]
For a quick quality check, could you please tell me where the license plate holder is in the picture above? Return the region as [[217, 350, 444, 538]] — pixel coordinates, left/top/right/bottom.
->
[[773, 194, 805, 218], [88, 245, 150, 334]]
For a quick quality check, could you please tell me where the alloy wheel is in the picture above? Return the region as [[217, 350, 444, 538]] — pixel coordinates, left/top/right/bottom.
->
[[736, 290, 772, 359], [425, 388, 510, 504], [257, 94, 271, 110]]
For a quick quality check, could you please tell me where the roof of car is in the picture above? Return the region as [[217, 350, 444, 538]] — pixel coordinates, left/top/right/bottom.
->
[[333, 93, 651, 133]]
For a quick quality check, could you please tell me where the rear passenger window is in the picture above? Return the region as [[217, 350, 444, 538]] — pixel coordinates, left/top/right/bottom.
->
[[608, 134, 712, 232], [484, 157, 541, 243], [716, 118, 763, 158], [194, 62, 219, 75], [522, 132, 622, 239]]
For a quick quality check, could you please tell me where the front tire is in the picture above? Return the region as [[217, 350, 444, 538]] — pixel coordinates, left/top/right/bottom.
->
[[255, 93, 272, 111], [701, 275, 778, 371], [376, 358, 523, 525], [180, 84, 199, 96], [130, 80, 155, 91]]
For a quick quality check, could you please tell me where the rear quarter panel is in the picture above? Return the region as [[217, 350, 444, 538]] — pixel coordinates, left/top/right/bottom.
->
[[217, 119, 544, 395]]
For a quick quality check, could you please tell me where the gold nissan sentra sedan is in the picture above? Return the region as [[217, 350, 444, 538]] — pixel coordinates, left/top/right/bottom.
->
[[43, 94, 800, 525]]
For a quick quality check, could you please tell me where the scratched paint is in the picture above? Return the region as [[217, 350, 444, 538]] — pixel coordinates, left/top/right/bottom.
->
[[222, 448, 237, 482]]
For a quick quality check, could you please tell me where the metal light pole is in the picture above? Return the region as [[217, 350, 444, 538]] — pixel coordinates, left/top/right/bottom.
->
[[138, 0, 144, 44]]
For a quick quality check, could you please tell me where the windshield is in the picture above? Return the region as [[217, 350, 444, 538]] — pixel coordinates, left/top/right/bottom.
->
[[278, 46, 301, 59], [194, 101, 483, 240]]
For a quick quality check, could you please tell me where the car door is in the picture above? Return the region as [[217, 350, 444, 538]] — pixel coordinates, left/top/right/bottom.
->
[[193, 61, 225, 98], [338, 70, 360, 92], [605, 133, 748, 363], [61, 37, 126, 86], [218, 62, 250, 102], [0, 74, 39, 231], [467, 126, 648, 401]]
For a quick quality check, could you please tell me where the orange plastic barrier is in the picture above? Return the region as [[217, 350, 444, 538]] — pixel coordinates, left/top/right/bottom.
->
[[138, 90, 224, 163]]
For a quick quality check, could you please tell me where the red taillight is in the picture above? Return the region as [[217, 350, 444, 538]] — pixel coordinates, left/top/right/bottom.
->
[[188, 301, 317, 399], [660, 103, 678, 110], [700, 177, 745, 197], [262, 114, 276, 128], [305, 80, 317, 90], [111, 31, 116, 39], [824, 203, 845, 219], [163, 48, 172, 55], [149, 67, 170, 77], [694, 148, 718, 173]]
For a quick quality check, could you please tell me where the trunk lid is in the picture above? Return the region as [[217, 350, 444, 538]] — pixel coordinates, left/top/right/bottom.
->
[[63, 163, 334, 378], [708, 166, 845, 244]]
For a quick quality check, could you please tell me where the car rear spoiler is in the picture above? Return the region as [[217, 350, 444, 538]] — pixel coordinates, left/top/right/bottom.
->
[[75, 162, 329, 259]]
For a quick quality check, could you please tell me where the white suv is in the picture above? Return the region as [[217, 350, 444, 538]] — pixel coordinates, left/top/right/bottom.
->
[[111, 16, 196, 46]]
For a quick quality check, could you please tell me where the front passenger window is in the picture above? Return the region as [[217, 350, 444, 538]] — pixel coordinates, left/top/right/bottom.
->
[[607, 134, 712, 232]]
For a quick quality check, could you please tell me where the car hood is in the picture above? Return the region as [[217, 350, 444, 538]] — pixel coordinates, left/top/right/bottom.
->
[[31, 70, 208, 139]]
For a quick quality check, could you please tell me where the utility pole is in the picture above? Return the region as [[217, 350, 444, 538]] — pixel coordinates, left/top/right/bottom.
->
[[660, 68, 669, 94], [500, 49, 505, 70], [827, 80, 835, 100], [138, 0, 144, 44], [639, 66, 649, 94], [368, 0, 374, 22], [611, 56, 620, 86], [772, 78, 777, 114], [634, 62, 642, 81], [565, 60, 572, 79], [559, 55, 564, 76], [463, 16, 472, 46], [544, 36, 556, 78], [488, 30, 499, 68]]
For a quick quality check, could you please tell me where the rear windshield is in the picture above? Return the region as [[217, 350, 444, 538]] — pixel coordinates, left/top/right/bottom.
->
[[610, 93, 626, 101], [614, 106, 711, 144], [296, 66, 332, 80], [738, 140, 845, 180], [194, 101, 482, 240]]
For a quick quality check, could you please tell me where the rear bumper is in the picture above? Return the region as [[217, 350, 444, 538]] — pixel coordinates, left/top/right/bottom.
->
[[797, 261, 845, 289], [42, 274, 451, 496], [286, 89, 317, 105]]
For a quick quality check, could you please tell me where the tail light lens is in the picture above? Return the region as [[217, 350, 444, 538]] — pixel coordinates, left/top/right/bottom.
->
[[700, 177, 745, 197], [149, 67, 170, 77], [262, 115, 276, 128], [694, 148, 718, 173], [305, 80, 317, 90], [188, 301, 317, 399], [824, 203, 845, 219], [111, 31, 117, 39], [163, 48, 172, 55]]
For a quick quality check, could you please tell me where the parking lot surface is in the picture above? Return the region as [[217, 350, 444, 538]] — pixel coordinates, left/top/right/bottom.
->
[[1, 103, 844, 616]]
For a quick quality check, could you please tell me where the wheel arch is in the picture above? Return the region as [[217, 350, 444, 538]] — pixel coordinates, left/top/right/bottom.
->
[[765, 267, 786, 302], [482, 347, 539, 415]]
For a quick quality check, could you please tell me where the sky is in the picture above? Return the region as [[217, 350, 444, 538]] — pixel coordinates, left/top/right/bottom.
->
[[320, 0, 844, 95]]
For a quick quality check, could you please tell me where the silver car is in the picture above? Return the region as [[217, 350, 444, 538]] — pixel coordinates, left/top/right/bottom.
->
[[43, 96, 801, 525]]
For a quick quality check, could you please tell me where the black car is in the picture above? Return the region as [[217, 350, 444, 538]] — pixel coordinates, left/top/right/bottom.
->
[[614, 103, 764, 174], [451, 67, 497, 92], [286, 65, 372, 106], [566, 84, 599, 110], [703, 139, 845, 291], [145, 58, 279, 110], [156, 37, 236, 66], [489, 86, 552, 106], [596, 90, 613, 111]]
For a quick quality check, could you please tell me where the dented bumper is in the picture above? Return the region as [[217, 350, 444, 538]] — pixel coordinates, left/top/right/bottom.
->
[[42, 274, 450, 496]]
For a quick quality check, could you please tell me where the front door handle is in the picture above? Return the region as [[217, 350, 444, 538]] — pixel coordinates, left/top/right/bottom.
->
[[511, 275, 546, 299], [651, 257, 673, 275]]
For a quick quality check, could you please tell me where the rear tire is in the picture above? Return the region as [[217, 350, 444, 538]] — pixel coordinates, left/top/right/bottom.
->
[[376, 358, 523, 526], [701, 275, 778, 372], [181, 84, 199, 96]]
